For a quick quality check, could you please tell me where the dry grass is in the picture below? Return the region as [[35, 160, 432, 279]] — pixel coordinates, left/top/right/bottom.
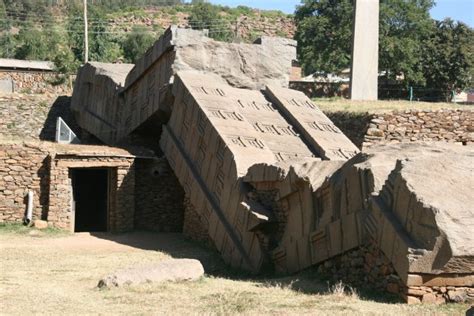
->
[[0, 229, 470, 315], [315, 98, 472, 114]]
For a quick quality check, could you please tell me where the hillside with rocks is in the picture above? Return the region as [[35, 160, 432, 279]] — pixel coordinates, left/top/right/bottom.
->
[[1, 3, 296, 68], [103, 6, 296, 42]]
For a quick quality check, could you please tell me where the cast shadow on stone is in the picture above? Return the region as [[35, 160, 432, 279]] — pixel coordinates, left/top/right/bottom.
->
[[21, 156, 50, 222], [39, 96, 80, 141], [325, 111, 372, 149]]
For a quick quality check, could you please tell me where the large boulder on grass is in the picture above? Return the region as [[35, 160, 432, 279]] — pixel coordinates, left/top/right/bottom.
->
[[98, 259, 204, 288]]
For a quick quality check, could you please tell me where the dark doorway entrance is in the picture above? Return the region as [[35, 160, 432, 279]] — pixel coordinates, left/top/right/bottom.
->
[[71, 168, 109, 232]]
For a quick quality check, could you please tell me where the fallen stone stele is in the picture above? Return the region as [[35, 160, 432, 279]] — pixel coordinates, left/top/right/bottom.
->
[[97, 259, 204, 288]]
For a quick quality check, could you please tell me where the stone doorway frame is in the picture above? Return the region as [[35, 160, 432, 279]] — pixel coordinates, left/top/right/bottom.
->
[[48, 153, 135, 232]]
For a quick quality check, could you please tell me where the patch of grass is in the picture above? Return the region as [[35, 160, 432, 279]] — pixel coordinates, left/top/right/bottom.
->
[[0, 222, 69, 237], [1, 233, 471, 315], [329, 281, 360, 300], [201, 290, 259, 314]]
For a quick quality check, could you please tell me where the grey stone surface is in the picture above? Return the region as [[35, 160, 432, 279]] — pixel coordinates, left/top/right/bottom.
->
[[97, 259, 204, 288], [0, 79, 13, 93], [173, 31, 296, 90], [350, 0, 379, 100], [159, 70, 357, 272], [243, 143, 474, 282], [71, 27, 296, 144]]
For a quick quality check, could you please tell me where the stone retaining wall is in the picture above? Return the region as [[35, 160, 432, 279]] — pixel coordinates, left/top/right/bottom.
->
[[326, 109, 473, 149], [316, 239, 474, 304], [0, 95, 78, 142], [0, 71, 72, 95], [182, 198, 212, 246], [134, 158, 185, 232]]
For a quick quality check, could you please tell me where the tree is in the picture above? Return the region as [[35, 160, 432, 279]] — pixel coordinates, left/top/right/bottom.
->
[[122, 26, 156, 63], [379, 0, 435, 85], [422, 19, 474, 97], [189, 2, 233, 42], [0, 2, 17, 58], [294, 0, 353, 75], [89, 22, 123, 63], [294, 0, 435, 85], [14, 24, 51, 60]]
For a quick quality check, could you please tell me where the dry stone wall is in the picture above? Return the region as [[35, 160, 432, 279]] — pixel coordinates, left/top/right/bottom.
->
[[315, 239, 473, 304], [182, 197, 212, 246], [0, 71, 72, 94], [363, 109, 473, 146], [134, 158, 185, 232], [326, 109, 473, 149], [0, 94, 78, 142], [0, 142, 50, 223]]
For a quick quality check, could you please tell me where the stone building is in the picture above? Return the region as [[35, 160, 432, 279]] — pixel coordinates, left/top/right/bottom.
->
[[0, 141, 184, 233], [0, 58, 72, 94]]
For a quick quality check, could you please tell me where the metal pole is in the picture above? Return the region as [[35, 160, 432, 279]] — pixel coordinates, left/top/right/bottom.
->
[[84, 0, 88, 63]]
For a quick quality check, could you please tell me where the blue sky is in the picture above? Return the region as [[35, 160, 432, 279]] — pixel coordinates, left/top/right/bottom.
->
[[207, 0, 474, 27]]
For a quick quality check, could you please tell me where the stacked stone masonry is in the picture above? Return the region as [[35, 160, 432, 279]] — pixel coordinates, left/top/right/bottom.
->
[[67, 27, 474, 303], [316, 240, 473, 304], [134, 158, 185, 232], [0, 94, 78, 142], [327, 109, 473, 149], [0, 141, 184, 232], [0, 71, 72, 94]]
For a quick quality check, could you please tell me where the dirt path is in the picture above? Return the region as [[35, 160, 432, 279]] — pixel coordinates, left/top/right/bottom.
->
[[0, 232, 469, 315]]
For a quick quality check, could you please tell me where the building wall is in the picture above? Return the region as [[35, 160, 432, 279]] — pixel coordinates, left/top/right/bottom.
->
[[49, 156, 135, 231], [0, 142, 50, 224], [0, 71, 72, 94], [0, 141, 187, 233], [0, 142, 137, 232], [134, 158, 185, 232]]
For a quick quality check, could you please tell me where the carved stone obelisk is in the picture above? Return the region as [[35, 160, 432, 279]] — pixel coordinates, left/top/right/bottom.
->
[[350, 0, 379, 101]]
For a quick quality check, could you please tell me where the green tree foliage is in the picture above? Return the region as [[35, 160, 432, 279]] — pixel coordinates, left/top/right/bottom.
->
[[189, 2, 233, 42], [295, 0, 437, 86], [122, 26, 156, 63], [379, 0, 435, 85], [422, 19, 474, 95], [0, 2, 16, 58], [294, 0, 353, 75]]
